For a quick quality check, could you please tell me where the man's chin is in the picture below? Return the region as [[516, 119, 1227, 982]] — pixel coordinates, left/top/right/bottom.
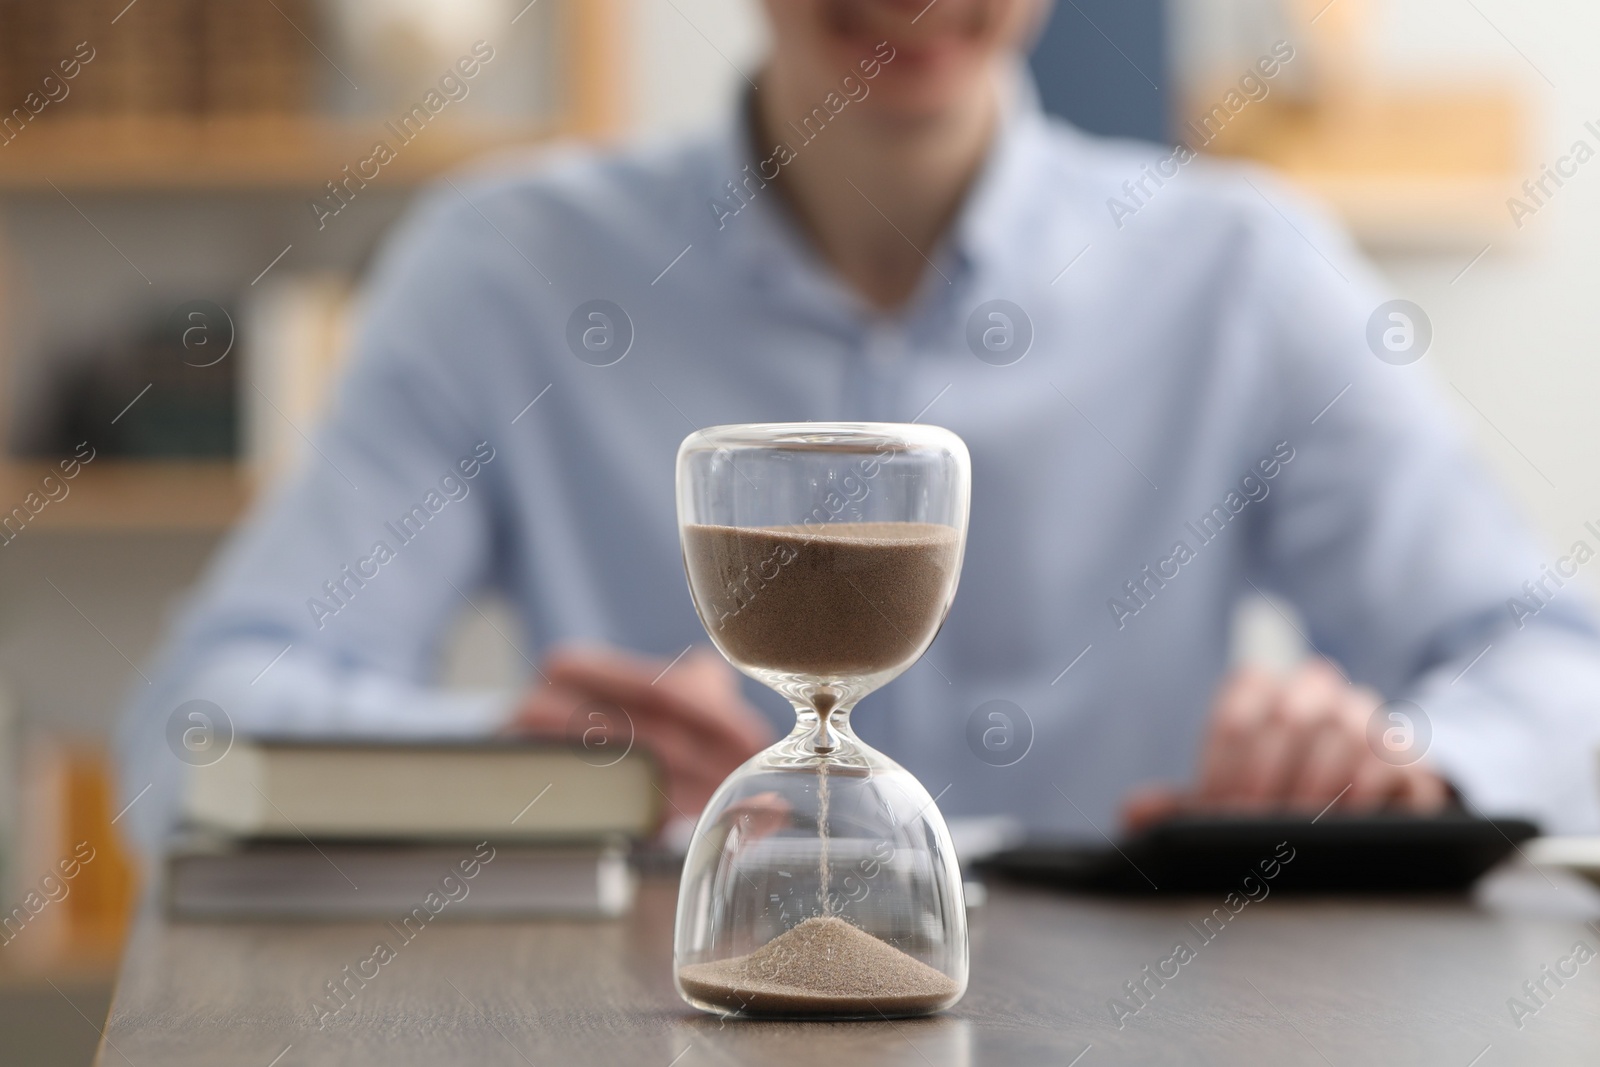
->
[[851, 66, 993, 125]]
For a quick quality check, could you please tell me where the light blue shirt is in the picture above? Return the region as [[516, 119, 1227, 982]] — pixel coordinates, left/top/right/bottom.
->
[[119, 83, 1600, 848]]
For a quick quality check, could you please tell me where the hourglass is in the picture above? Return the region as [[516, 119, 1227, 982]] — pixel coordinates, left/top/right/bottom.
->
[[673, 423, 970, 1019]]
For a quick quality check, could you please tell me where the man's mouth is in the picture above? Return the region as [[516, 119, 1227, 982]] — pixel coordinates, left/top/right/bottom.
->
[[820, 0, 987, 57]]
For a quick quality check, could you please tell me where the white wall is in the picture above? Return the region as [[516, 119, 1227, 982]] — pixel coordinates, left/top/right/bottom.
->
[[1372, 1, 1600, 581], [623, 0, 766, 135], [1181, 0, 1600, 655]]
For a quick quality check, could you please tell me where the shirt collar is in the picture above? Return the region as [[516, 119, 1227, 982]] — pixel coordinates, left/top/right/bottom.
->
[[946, 65, 1049, 278]]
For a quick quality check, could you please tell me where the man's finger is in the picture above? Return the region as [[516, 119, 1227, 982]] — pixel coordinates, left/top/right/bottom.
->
[[1197, 666, 1278, 804], [524, 703, 740, 804], [1286, 715, 1356, 812], [1396, 765, 1451, 814], [1119, 785, 1186, 833], [506, 682, 588, 734], [546, 645, 771, 754], [509, 678, 742, 794], [1234, 660, 1345, 807], [1348, 757, 1408, 811]]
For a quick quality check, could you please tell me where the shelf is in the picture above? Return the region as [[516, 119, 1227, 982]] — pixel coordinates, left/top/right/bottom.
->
[[0, 1, 621, 192], [0, 461, 252, 531], [1278, 172, 1512, 252], [0, 3, 624, 528], [1203, 90, 1525, 251], [0, 116, 571, 191]]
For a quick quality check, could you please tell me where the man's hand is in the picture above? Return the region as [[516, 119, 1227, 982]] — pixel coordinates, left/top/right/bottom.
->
[[504, 644, 773, 823], [1121, 660, 1450, 832]]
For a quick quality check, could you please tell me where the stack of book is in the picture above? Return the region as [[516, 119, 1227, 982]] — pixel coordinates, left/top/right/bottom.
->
[[197, 0, 318, 114], [0, 0, 317, 117], [169, 739, 659, 919]]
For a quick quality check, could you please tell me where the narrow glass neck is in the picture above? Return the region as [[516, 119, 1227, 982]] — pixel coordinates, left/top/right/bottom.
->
[[790, 704, 856, 756]]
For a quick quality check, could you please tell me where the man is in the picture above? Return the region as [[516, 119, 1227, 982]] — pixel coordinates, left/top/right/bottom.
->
[[119, 0, 1600, 849]]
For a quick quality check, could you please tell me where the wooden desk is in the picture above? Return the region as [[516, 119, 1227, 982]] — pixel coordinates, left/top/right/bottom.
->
[[98, 865, 1600, 1065]]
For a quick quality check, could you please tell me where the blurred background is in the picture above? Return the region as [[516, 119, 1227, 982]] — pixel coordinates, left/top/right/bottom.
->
[[0, 0, 1589, 1060]]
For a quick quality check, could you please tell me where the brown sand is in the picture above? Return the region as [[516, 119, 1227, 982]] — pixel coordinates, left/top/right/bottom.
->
[[677, 916, 959, 1017], [683, 521, 960, 678], [681, 524, 961, 1016]]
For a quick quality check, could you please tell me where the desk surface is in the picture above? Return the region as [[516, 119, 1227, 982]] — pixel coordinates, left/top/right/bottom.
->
[[98, 865, 1600, 1066]]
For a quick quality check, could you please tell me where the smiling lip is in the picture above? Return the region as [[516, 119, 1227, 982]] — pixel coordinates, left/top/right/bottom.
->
[[823, 0, 983, 54]]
